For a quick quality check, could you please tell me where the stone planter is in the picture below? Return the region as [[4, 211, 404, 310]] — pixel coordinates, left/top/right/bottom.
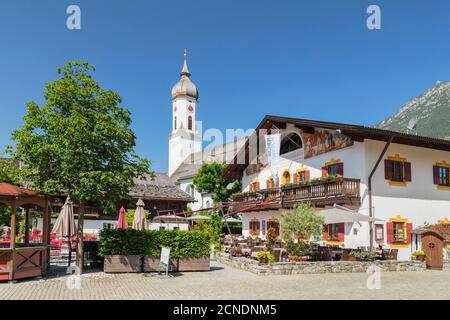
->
[[288, 255, 309, 262], [142, 256, 178, 272], [104, 255, 142, 273], [178, 257, 210, 272]]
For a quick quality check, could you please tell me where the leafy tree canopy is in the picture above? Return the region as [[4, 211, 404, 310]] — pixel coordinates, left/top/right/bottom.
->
[[193, 162, 241, 204], [8, 61, 152, 209], [0, 158, 22, 185], [280, 203, 324, 242]]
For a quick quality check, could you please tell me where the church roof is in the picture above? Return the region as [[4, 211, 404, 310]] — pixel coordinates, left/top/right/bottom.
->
[[171, 49, 198, 100], [170, 138, 247, 182], [130, 173, 194, 202]]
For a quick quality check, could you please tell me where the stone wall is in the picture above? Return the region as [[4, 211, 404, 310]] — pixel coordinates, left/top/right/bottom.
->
[[217, 253, 426, 275]]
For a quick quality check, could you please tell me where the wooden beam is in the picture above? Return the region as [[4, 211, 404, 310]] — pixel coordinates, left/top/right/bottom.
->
[[42, 197, 50, 273], [9, 197, 17, 281], [294, 125, 315, 134], [24, 207, 30, 246]]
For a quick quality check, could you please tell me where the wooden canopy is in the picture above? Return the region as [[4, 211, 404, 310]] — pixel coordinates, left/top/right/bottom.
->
[[0, 183, 52, 282]]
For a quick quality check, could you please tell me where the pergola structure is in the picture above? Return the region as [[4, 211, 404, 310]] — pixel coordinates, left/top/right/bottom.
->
[[0, 183, 51, 281]]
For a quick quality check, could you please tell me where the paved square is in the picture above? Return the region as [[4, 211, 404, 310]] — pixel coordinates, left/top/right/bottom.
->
[[1, 262, 449, 300]]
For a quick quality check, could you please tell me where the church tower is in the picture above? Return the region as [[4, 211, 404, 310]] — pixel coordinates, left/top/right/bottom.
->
[[168, 49, 202, 177]]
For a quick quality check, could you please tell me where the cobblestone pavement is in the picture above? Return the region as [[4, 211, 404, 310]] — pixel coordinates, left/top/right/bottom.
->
[[1, 261, 450, 300]]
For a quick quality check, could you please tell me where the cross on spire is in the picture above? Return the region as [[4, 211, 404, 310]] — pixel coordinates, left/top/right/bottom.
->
[[180, 48, 191, 77]]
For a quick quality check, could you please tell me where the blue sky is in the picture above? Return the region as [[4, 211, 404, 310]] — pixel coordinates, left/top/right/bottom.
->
[[1, 0, 450, 172]]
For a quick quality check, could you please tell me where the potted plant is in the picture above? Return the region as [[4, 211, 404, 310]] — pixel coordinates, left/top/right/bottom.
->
[[411, 250, 427, 262], [348, 250, 357, 261], [285, 240, 311, 262], [256, 251, 275, 265]]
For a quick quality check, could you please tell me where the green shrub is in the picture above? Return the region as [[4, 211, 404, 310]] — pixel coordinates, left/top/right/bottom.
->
[[98, 228, 151, 256], [285, 240, 312, 256], [99, 229, 211, 258]]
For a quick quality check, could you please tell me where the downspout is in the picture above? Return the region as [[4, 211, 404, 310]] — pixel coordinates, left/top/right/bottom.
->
[[368, 135, 394, 251]]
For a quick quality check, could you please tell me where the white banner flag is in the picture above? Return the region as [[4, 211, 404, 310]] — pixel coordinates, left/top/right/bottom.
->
[[264, 134, 281, 182]]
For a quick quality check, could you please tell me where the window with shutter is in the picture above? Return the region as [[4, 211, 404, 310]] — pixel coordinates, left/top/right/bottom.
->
[[387, 216, 411, 247], [324, 159, 343, 178], [322, 225, 329, 241], [249, 220, 260, 237], [386, 155, 410, 186], [434, 162, 450, 188], [295, 169, 310, 184]]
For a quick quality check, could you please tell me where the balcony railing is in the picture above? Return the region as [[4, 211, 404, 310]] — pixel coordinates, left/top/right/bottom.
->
[[232, 178, 361, 211]]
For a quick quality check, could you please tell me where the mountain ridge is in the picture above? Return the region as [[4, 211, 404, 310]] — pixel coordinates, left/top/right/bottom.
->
[[375, 81, 450, 140]]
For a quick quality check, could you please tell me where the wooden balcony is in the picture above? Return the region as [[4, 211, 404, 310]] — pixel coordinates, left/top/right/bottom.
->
[[232, 178, 361, 212]]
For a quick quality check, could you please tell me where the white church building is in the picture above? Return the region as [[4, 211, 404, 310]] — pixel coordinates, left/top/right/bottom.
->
[[168, 50, 245, 211]]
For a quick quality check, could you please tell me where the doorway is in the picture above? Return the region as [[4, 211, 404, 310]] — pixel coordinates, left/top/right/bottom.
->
[[421, 231, 444, 270]]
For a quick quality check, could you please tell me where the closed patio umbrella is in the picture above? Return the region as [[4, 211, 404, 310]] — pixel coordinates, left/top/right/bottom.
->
[[318, 204, 384, 224], [132, 198, 147, 230], [52, 197, 77, 266], [117, 206, 128, 229]]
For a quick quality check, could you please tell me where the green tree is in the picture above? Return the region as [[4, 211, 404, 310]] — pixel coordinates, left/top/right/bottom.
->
[[193, 212, 223, 249], [193, 162, 241, 204], [280, 203, 324, 242], [0, 158, 23, 227], [9, 61, 151, 272], [0, 158, 22, 185]]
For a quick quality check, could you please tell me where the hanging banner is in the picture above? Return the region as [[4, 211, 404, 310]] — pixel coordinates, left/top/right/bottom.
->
[[264, 133, 281, 182]]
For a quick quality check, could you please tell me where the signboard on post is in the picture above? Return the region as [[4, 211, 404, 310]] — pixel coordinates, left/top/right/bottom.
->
[[159, 246, 171, 276]]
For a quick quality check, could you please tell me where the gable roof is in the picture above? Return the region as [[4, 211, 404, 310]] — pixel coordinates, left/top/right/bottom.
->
[[413, 224, 450, 242], [170, 138, 246, 182], [0, 183, 40, 197], [130, 173, 194, 202], [224, 115, 450, 179]]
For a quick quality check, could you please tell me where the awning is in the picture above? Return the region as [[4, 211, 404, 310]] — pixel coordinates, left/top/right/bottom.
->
[[223, 217, 242, 223], [186, 214, 211, 221], [318, 205, 384, 224]]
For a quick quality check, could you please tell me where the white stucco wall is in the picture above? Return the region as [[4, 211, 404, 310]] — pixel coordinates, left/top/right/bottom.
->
[[37, 218, 116, 238], [148, 222, 189, 231], [178, 178, 213, 211], [240, 126, 450, 260]]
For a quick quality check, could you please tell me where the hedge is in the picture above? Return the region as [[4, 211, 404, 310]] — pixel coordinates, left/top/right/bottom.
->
[[98, 229, 211, 258]]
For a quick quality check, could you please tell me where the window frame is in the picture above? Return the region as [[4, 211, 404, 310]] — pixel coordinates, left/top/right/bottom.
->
[[328, 224, 340, 241], [375, 224, 384, 242]]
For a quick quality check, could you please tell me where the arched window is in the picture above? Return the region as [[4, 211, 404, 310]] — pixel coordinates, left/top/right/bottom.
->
[[280, 133, 303, 155], [249, 180, 260, 192], [282, 171, 291, 185], [266, 177, 274, 189], [185, 184, 195, 198], [188, 116, 193, 130], [174, 116, 177, 130], [205, 200, 211, 208]]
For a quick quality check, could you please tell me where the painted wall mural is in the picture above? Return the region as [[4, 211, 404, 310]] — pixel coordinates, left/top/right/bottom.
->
[[301, 128, 353, 159]]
